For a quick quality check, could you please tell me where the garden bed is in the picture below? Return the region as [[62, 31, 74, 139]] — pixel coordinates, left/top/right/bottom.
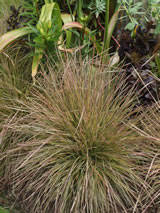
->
[[0, 1, 160, 213]]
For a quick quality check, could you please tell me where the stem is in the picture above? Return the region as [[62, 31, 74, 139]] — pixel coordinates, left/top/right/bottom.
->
[[78, 0, 84, 43], [45, 0, 53, 3], [78, 0, 83, 22], [67, 0, 74, 21], [34, 1, 39, 18], [104, 0, 109, 51], [97, 17, 120, 48], [123, 3, 134, 24]]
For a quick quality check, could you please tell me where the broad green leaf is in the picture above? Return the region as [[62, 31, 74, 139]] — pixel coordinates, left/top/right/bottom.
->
[[0, 207, 9, 213], [62, 22, 95, 42], [125, 22, 136, 31], [45, 0, 53, 3], [155, 23, 160, 34], [61, 13, 74, 48], [107, 9, 120, 49], [0, 27, 34, 52], [32, 48, 43, 83], [37, 3, 62, 39], [59, 22, 97, 52], [32, 2, 62, 81], [61, 13, 74, 24]]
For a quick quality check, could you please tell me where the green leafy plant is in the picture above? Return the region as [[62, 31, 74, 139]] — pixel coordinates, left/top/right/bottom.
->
[[118, 0, 160, 34], [0, 0, 65, 82], [0, 0, 121, 82], [148, 0, 160, 34], [104, 0, 120, 59], [92, 0, 106, 18], [118, 0, 145, 31]]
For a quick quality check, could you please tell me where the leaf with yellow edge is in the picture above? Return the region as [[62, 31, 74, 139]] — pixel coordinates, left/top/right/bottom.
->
[[61, 13, 74, 24], [32, 47, 43, 84], [37, 2, 62, 39], [107, 9, 120, 50], [0, 27, 34, 52], [45, 0, 53, 3], [61, 13, 74, 48], [58, 22, 98, 53]]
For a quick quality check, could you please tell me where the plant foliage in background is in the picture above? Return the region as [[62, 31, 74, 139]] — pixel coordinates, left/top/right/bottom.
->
[[0, 0, 120, 82], [0, 0, 63, 83], [148, 0, 160, 34], [118, 0, 144, 31], [118, 0, 160, 34]]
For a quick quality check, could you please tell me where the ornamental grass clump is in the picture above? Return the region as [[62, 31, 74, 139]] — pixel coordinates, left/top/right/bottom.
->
[[137, 103, 160, 211], [0, 48, 32, 127], [0, 49, 32, 191], [1, 59, 148, 213]]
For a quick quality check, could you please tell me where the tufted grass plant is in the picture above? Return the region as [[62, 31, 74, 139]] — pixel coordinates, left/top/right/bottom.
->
[[0, 47, 32, 197], [0, 45, 32, 121], [135, 102, 160, 212], [1, 57, 150, 213]]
